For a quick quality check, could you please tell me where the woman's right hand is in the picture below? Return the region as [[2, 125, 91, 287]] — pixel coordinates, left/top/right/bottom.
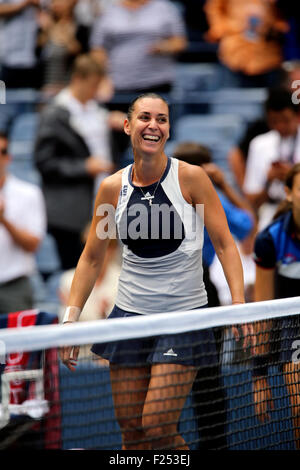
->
[[59, 322, 80, 372]]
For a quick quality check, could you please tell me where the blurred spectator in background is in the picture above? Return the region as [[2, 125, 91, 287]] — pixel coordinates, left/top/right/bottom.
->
[[229, 63, 300, 193], [204, 0, 289, 87], [90, 0, 187, 101], [229, 119, 270, 192], [90, 0, 187, 163], [173, 142, 255, 305], [74, 0, 101, 28], [34, 55, 125, 271], [0, 131, 46, 314], [0, 0, 42, 88], [37, 0, 90, 98], [243, 88, 300, 230], [74, 0, 118, 28]]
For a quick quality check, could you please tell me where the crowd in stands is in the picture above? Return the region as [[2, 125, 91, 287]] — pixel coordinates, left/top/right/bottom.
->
[[0, 0, 300, 321]]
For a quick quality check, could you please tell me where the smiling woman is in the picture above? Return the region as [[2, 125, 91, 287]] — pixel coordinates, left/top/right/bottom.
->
[[60, 93, 253, 450], [124, 94, 170, 182]]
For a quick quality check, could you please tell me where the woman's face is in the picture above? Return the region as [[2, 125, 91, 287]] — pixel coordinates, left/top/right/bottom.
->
[[124, 97, 170, 156], [286, 172, 300, 213]]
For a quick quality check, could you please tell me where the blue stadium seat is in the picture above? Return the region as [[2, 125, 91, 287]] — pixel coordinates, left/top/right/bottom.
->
[[8, 159, 41, 185], [209, 88, 267, 123], [8, 112, 40, 185], [0, 89, 39, 133], [173, 113, 245, 176], [34, 236, 62, 314], [173, 113, 245, 148], [173, 63, 223, 93], [9, 112, 39, 143], [164, 140, 180, 157], [35, 234, 61, 275], [171, 63, 223, 117], [210, 101, 263, 123]]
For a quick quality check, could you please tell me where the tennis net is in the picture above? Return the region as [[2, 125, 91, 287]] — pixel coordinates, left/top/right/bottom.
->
[[0, 298, 300, 450]]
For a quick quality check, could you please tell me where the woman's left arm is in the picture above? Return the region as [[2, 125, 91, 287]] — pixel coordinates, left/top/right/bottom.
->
[[185, 164, 255, 350], [189, 165, 245, 303]]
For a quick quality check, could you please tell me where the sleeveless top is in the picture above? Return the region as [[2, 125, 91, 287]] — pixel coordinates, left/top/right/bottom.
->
[[115, 157, 207, 314]]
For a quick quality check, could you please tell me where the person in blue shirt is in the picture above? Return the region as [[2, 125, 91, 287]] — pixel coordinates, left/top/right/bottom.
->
[[252, 162, 300, 449], [173, 141, 254, 449], [173, 141, 255, 299]]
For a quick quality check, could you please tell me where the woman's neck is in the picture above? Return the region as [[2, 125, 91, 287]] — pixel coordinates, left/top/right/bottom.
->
[[132, 154, 167, 186]]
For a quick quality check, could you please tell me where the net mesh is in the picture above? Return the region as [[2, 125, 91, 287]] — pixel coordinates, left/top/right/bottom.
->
[[0, 298, 300, 450]]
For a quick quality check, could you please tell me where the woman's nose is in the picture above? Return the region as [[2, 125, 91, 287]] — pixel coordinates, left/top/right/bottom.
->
[[148, 118, 158, 129]]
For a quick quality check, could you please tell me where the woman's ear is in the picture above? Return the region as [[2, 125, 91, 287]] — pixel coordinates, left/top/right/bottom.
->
[[124, 119, 131, 136], [285, 185, 292, 202]]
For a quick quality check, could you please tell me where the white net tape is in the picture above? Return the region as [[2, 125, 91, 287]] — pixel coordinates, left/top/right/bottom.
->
[[1, 297, 300, 353]]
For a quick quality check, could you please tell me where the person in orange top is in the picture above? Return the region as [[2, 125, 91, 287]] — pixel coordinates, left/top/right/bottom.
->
[[204, 0, 289, 86]]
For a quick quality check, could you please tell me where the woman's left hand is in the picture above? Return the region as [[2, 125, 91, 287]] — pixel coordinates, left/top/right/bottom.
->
[[231, 303, 256, 355]]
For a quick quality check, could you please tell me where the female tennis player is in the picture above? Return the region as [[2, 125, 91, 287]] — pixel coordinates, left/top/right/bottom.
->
[[252, 163, 300, 449], [60, 93, 252, 450]]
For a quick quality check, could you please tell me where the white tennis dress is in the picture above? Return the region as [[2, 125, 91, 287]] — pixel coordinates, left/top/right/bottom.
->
[[115, 157, 208, 314]]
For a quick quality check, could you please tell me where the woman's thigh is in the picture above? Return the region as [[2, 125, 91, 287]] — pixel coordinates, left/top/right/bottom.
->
[[143, 363, 198, 429], [110, 365, 151, 424]]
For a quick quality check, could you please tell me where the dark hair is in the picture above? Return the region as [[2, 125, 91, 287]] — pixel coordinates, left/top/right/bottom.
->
[[127, 93, 169, 121], [173, 141, 212, 166], [273, 163, 300, 219], [265, 87, 299, 114]]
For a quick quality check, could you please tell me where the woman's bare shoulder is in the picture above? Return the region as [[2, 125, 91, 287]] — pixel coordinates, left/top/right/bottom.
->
[[95, 169, 124, 206], [177, 159, 207, 185], [176, 159, 215, 204]]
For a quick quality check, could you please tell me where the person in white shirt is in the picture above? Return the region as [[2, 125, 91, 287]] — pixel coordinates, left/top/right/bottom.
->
[[0, 132, 46, 314], [35, 54, 125, 270], [243, 88, 300, 229], [54, 83, 114, 195]]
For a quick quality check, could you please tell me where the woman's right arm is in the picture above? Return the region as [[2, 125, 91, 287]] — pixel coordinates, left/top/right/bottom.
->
[[65, 174, 120, 316], [60, 173, 121, 370]]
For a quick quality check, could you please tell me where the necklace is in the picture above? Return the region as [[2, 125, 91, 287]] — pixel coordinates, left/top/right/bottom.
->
[[133, 163, 166, 206], [138, 179, 161, 206]]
